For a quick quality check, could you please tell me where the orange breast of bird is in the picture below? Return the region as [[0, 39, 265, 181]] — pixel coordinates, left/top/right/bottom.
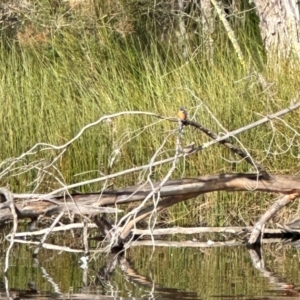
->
[[178, 108, 187, 121]]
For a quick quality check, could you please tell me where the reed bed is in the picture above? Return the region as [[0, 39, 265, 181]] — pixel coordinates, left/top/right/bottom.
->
[[1, 0, 300, 226]]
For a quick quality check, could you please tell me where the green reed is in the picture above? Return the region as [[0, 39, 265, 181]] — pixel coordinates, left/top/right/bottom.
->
[[0, 1, 300, 227]]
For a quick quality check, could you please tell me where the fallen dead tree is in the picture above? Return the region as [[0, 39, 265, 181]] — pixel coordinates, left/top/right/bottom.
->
[[5, 173, 300, 218], [1, 97, 300, 271], [1, 173, 300, 240]]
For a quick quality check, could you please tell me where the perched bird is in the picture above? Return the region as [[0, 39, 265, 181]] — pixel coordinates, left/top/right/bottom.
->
[[178, 107, 187, 121]]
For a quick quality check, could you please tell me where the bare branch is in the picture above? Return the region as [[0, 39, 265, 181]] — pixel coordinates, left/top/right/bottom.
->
[[211, 0, 245, 66], [33, 211, 64, 256], [0, 188, 18, 273], [28, 101, 300, 198], [248, 193, 300, 245], [0, 111, 164, 180]]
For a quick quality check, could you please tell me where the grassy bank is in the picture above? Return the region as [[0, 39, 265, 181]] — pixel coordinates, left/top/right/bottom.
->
[[0, 0, 300, 226]]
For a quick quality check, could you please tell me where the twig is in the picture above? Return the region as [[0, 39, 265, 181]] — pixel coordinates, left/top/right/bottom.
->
[[33, 258, 62, 294], [83, 219, 89, 255], [33, 211, 64, 256], [6, 222, 98, 238], [120, 193, 198, 240], [248, 193, 300, 245], [34, 101, 300, 198], [4, 276, 10, 299], [131, 226, 284, 235], [109, 130, 181, 247], [0, 111, 163, 180], [211, 0, 245, 67], [0, 188, 18, 273], [10, 239, 94, 253], [130, 239, 243, 248], [184, 118, 268, 176]]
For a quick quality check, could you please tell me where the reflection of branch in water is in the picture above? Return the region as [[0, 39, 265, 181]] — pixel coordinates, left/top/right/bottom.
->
[[96, 246, 124, 284], [248, 247, 298, 293], [33, 258, 62, 295], [248, 194, 299, 245], [2, 276, 40, 299], [96, 247, 198, 299]]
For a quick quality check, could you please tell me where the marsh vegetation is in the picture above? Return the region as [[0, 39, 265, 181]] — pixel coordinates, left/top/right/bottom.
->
[[1, 1, 300, 298], [0, 0, 300, 276]]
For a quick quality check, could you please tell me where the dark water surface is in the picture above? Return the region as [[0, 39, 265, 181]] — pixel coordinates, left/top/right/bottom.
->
[[2, 237, 300, 300]]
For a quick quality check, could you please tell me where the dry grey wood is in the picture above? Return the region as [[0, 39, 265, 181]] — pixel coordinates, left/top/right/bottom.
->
[[83, 220, 89, 254], [10, 236, 290, 253], [129, 240, 243, 248], [211, 0, 245, 65], [1, 173, 300, 224], [7, 224, 286, 241], [1, 101, 300, 253], [201, 0, 214, 62], [132, 226, 284, 235], [6, 223, 97, 238], [248, 247, 296, 291], [1, 173, 300, 248], [253, 0, 300, 61], [8, 238, 86, 253], [119, 192, 197, 240], [33, 211, 64, 256], [117, 174, 300, 240], [248, 193, 300, 245], [0, 188, 18, 273]]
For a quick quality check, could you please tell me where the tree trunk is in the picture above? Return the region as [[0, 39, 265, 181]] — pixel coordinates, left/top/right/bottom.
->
[[201, 0, 214, 63], [253, 0, 300, 61]]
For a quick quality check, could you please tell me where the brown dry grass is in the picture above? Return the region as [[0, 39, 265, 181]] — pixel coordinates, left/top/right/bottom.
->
[[17, 23, 50, 47]]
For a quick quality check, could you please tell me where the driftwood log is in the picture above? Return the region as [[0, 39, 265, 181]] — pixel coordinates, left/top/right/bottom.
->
[[1, 172, 300, 246]]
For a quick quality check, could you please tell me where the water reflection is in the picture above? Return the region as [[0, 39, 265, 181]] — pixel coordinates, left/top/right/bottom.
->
[[2, 237, 300, 299]]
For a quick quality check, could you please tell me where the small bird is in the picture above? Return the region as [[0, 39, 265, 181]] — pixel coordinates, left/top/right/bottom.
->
[[178, 107, 187, 121]]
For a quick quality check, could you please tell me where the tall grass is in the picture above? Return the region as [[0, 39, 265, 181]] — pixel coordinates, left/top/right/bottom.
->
[[0, 0, 300, 226]]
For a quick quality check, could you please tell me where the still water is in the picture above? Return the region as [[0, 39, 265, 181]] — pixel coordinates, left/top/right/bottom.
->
[[2, 234, 300, 300]]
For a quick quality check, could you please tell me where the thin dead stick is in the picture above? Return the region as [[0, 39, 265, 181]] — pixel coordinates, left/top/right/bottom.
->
[[128, 237, 289, 248], [0, 188, 18, 273], [36, 260, 62, 294], [198, 101, 300, 152], [248, 193, 300, 245], [0, 111, 163, 179], [117, 123, 183, 250], [120, 193, 198, 240], [184, 119, 268, 175], [83, 219, 89, 254], [11, 238, 93, 253], [180, 88, 266, 174], [132, 226, 283, 235], [4, 276, 10, 299], [211, 0, 245, 67], [129, 240, 243, 248], [37, 101, 300, 198], [5, 223, 288, 240], [248, 248, 296, 292], [33, 211, 64, 256], [6, 223, 98, 238], [10, 237, 284, 251]]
